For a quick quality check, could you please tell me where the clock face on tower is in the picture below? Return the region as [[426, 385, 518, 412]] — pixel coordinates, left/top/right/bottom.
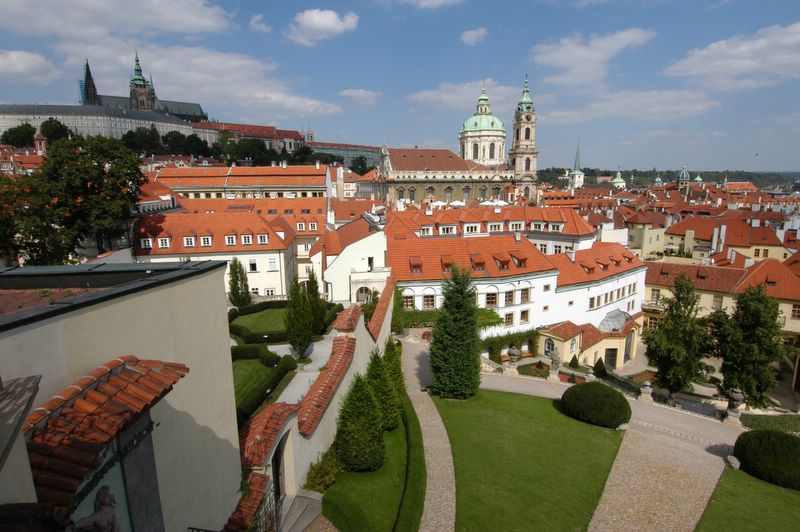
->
[[526, 115, 532, 121]]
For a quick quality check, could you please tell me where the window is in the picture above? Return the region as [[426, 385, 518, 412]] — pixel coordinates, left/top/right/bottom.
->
[[258, 234, 268, 245], [303, 243, 312, 251], [524, 127, 531, 140], [465, 225, 478, 234], [423, 294, 435, 309], [533, 223, 542, 231], [554, 245, 562, 254], [486, 292, 498, 307], [651, 288, 661, 302], [249, 259, 257, 272], [505, 291, 514, 305], [763, 249, 769, 257], [792, 304, 800, 319], [264, 288, 276, 296], [589, 297, 595, 309], [520, 310, 529, 323], [225, 235, 236, 246], [504, 313, 514, 327], [646, 316, 659, 329], [569, 301, 574, 307], [140, 238, 153, 249], [305, 265, 313, 274], [201, 236, 212, 247], [403, 296, 415, 310], [250, 287, 259, 295], [158, 237, 170, 248], [712, 294, 723, 310], [510, 222, 522, 231], [570, 338, 577, 352], [242, 234, 252, 245], [543, 284, 551, 292], [268, 257, 278, 271], [309, 222, 317, 231], [525, 158, 531, 171], [297, 223, 305, 231], [489, 143, 496, 160], [472, 143, 478, 160], [184, 236, 195, 247], [754, 249, 760, 257], [543, 305, 549, 312], [539, 244, 547, 253], [489, 223, 501, 232], [441, 226, 454, 235], [520, 288, 530, 303]]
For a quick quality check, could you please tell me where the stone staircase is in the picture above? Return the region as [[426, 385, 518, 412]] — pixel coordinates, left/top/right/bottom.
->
[[281, 489, 323, 532]]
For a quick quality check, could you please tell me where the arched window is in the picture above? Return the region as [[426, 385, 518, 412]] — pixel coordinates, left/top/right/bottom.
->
[[463, 186, 471, 200], [356, 286, 371, 303], [398, 188, 405, 199], [524, 186, 530, 198], [426, 186, 435, 197], [544, 338, 555, 356], [525, 158, 531, 171], [461, 143, 465, 158], [525, 127, 531, 140], [516, 128, 520, 141], [489, 143, 495, 160], [445, 187, 453, 202], [472, 143, 478, 160], [409, 188, 416, 202], [479, 187, 487, 199], [570, 338, 578, 352], [492, 186, 501, 197]]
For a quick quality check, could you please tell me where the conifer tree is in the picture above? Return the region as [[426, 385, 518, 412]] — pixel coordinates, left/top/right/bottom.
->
[[227, 258, 251, 307], [383, 340, 406, 396], [429, 266, 481, 398], [366, 348, 401, 431], [335, 375, 384, 471], [285, 276, 312, 357], [306, 269, 325, 334]]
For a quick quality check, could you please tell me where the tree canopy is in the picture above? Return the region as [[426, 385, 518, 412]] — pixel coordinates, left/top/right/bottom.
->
[[1, 123, 36, 148], [39, 118, 70, 143], [429, 265, 481, 398], [228, 258, 252, 307], [8, 136, 145, 264], [285, 276, 313, 357], [643, 273, 710, 395], [710, 285, 785, 406]]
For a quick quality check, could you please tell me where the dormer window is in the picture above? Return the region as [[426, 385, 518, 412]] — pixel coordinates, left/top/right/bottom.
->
[[183, 236, 195, 247], [140, 238, 153, 249], [510, 222, 523, 231], [258, 234, 269, 244], [489, 223, 502, 232], [441, 254, 453, 272], [225, 235, 236, 246], [297, 223, 305, 231], [158, 237, 170, 248], [410, 256, 423, 274], [242, 234, 253, 245], [200, 236, 212, 247], [471, 253, 485, 271]]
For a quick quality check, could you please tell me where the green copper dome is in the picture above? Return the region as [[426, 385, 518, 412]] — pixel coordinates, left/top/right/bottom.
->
[[461, 88, 504, 132]]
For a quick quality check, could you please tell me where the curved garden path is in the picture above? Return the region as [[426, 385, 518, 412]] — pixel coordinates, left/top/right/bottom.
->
[[400, 330, 456, 532]]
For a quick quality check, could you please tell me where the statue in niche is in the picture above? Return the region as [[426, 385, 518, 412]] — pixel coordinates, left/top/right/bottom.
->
[[69, 485, 121, 532]]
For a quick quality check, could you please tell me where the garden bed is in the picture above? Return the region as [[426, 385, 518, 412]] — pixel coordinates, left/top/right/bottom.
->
[[518, 362, 550, 378]]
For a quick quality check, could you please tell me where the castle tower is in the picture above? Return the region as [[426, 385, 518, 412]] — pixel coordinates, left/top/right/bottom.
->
[[129, 52, 154, 111], [508, 77, 538, 181], [458, 86, 506, 167], [79, 60, 99, 106]]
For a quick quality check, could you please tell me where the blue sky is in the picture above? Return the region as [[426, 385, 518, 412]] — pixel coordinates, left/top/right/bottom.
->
[[0, 0, 798, 171]]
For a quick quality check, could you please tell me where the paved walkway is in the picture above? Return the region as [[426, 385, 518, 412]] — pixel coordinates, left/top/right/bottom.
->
[[274, 329, 337, 404], [400, 330, 456, 532]]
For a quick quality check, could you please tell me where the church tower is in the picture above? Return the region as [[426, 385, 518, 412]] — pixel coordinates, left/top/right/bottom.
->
[[508, 77, 538, 181], [79, 60, 99, 106], [569, 140, 585, 190], [129, 53, 155, 112]]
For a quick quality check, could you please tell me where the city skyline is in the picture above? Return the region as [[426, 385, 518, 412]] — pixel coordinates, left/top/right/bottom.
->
[[0, 0, 798, 171]]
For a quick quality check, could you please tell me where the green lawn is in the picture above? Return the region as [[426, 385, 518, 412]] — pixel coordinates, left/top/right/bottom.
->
[[232, 359, 274, 416], [232, 308, 287, 336], [323, 428, 407, 532], [434, 389, 622, 532], [741, 413, 800, 433], [697, 468, 800, 531]]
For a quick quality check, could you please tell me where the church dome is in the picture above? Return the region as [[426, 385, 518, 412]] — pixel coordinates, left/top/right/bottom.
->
[[460, 88, 505, 133], [611, 171, 625, 185]]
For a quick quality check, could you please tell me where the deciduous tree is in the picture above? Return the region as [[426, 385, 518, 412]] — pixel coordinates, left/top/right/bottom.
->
[[1, 123, 36, 147], [429, 265, 481, 398], [39, 117, 70, 143], [644, 273, 710, 395]]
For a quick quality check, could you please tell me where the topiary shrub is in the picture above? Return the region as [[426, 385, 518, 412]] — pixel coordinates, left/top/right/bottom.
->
[[383, 340, 405, 396], [569, 355, 580, 369], [303, 445, 342, 493], [733, 430, 800, 490], [560, 381, 631, 428], [259, 351, 280, 368], [593, 357, 608, 378], [366, 349, 401, 431], [335, 375, 384, 472], [279, 355, 298, 372], [228, 307, 239, 322]]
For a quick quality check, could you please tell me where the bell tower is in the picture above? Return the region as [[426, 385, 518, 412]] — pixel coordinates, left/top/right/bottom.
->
[[508, 77, 538, 181], [129, 52, 154, 111]]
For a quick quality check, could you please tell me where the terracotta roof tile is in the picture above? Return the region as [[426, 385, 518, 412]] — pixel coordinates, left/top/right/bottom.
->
[[368, 278, 396, 340], [23, 357, 188, 514], [549, 242, 645, 287], [223, 471, 270, 532], [298, 336, 356, 437], [332, 305, 362, 332], [387, 147, 491, 172], [543, 321, 582, 340], [239, 402, 299, 468]]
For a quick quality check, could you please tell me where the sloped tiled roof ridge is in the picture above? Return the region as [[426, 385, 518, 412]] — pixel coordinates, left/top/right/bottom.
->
[[23, 355, 189, 516]]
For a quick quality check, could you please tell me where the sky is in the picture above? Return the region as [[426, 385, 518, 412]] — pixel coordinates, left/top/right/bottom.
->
[[0, 0, 799, 172]]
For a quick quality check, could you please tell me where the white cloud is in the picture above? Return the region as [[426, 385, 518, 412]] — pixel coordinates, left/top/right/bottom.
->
[[544, 90, 719, 123], [285, 9, 358, 47], [339, 89, 382, 107], [665, 22, 800, 90], [249, 14, 272, 33], [532, 28, 656, 87], [0, 0, 231, 40], [0, 50, 60, 84], [402, 0, 464, 8], [408, 79, 522, 115], [461, 28, 487, 46]]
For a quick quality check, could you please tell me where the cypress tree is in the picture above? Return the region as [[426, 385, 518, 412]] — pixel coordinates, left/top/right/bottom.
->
[[306, 270, 325, 334], [383, 339, 406, 396], [285, 276, 312, 357], [429, 265, 481, 398], [335, 375, 384, 471], [228, 257, 251, 307], [366, 348, 401, 431]]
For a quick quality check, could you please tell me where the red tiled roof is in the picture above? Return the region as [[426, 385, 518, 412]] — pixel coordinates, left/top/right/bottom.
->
[[579, 323, 605, 350], [24, 356, 188, 515], [784, 250, 800, 278], [735, 259, 800, 300], [154, 165, 327, 189], [239, 402, 299, 468], [368, 277, 396, 340], [332, 305, 362, 331], [308, 140, 380, 151], [665, 217, 781, 248], [223, 471, 270, 532], [0, 288, 108, 316], [331, 197, 381, 221], [645, 262, 746, 293], [387, 147, 492, 172], [310, 217, 375, 257], [543, 321, 582, 340], [297, 336, 356, 437], [549, 242, 644, 287], [387, 234, 556, 282]]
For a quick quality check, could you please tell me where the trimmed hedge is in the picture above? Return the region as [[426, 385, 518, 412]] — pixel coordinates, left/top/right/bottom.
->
[[228, 307, 239, 322], [483, 330, 540, 359], [561, 381, 631, 428], [394, 393, 425, 532], [237, 299, 289, 315], [260, 352, 281, 368], [231, 344, 272, 361], [734, 430, 800, 490], [279, 355, 298, 372], [242, 330, 288, 344], [392, 307, 502, 330]]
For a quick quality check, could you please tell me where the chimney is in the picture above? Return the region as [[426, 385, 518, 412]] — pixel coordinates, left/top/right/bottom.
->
[[719, 224, 727, 249], [315, 160, 320, 169], [281, 160, 287, 168], [711, 227, 719, 253], [271, 160, 277, 167], [566, 249, 576, 262], [514, 231, 521, 242]]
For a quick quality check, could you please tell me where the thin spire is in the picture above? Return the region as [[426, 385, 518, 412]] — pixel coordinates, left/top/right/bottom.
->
[[574, 139, 581, 171]]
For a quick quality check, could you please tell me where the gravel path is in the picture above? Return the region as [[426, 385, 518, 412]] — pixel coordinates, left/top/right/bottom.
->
[[408, 391, 456, 532], [589, 428, 725, 532]]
